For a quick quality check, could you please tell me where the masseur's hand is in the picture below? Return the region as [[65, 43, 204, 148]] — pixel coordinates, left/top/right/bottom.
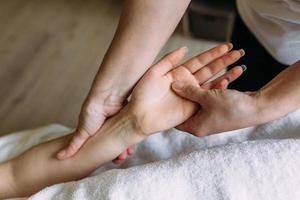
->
[[57, 0, 192, 162], [172, 60, 300, 137], [171, 81, 265, 136], [57, 85, 136, 162]]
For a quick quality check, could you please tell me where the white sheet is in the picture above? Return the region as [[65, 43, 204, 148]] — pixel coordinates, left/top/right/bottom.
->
[[1, 109, 300, 200]]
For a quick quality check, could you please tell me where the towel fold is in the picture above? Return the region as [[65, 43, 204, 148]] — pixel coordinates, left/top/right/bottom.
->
[[1, 109, 300, 200]]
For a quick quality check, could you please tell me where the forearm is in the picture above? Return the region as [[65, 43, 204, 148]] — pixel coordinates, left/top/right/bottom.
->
[[91, 0, 191, 97], [0, 106, 143, 198], [258, 60, 300, 122], [0, 162, 15, 197]]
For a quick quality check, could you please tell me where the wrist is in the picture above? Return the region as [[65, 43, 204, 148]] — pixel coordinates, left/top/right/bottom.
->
[[255, 62, 300, 124], [89, 72, 132, 103], [255, 89, 287, 124], [87, 85, 127, 106], [73, 106, 147, 171], [116, 105, 147, 146]]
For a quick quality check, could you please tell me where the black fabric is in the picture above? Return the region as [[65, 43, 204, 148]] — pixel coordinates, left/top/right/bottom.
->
[[229, 14, 287, 91]]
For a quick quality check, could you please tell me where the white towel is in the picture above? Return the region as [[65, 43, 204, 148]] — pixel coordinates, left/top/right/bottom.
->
[[1, 109, 300, 200]]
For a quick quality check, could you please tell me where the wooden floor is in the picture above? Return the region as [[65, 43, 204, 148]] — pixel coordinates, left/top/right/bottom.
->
[[0, 0, 217, 136]]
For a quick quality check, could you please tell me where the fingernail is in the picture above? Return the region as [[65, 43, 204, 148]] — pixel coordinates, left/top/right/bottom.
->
[[181, 46, 189, 53], [239, 49, 245, 56], [57, 150, 66, 159], [241, 64, 247, 72], [227, 43, 233, 51], [172, 81, 184, 90]]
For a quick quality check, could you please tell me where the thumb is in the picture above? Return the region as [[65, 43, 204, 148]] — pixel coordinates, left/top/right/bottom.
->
[[172, 82, 205, 103], [56, 129, 91, 160], [152, 46, 188, 75]]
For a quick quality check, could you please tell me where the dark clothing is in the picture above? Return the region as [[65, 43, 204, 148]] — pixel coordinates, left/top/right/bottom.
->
[[229, 14, 287, 91]]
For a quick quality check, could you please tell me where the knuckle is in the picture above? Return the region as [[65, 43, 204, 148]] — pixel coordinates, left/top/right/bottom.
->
[[77, 128, 93, 138], [195, 57, 205, 67], [76, 133, 88, 141], [200, 67, 213, 78]]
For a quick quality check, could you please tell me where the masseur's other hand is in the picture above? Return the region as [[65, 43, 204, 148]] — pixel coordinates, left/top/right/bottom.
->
[[127, 44, 245, 135], [172, 82, 264, 136], [57, 84, 134, 161]]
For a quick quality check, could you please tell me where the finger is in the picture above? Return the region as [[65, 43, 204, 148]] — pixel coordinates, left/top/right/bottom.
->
[[205, 78, 229, 90], [118, 150, 129, 160], [112, 150, 129, 165], [127, 146, 134, 155], [151, 46, 188, 75], [202, 65, 246, 90], [112, 158, 125, 165], [217, 79, 229, 89], [181, 43, 233, 73], [172, 81, 205, 102], [112, 146, 133, 164], [57, 130, 90, 160], [194, 49, 245, 84]]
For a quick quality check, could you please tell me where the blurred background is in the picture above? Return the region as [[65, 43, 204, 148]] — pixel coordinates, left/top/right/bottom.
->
[[0, 0, 236, 136]]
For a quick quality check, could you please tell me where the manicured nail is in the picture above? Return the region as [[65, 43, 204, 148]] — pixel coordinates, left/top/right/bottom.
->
[[241, 64, 247, 72], [181, 46, 189, 53], [173, 81, 184, 90], [227, 43, 233, 51], [239, 49, 245, 56]]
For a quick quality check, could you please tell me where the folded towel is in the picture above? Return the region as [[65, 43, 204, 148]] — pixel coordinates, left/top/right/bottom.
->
[[30, 139, 300, 200]]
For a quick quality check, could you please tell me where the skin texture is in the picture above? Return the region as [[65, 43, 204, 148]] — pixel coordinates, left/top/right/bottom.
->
[[0, 44, 244, 199], [172, 60, 300, 137], [129, 45, 245, 134], [0, 107, 142, 198], [58, 0, 192, 162]]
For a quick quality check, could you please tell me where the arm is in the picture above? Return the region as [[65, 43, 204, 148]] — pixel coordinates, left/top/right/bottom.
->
[[59, 0, 192, 160], [0, 106, 143, 199], [171, 60, 300, 136], [0, 44, 242, 198], [258, 60, 300, 122], [94, 0, 191, 94]]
